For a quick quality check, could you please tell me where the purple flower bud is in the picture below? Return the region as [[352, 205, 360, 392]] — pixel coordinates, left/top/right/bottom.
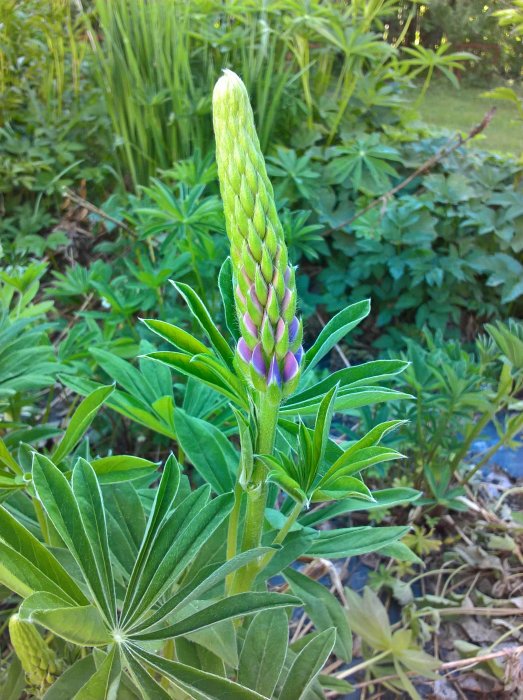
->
[[251, 343, 267, 378], [237, 338, 252, 363], [243, 312, 258, 339], [294, 345, 304, 365], [289, 316, 299, 343], [249, 285, 263, 313], [284, 266, 291, 285], [281, 288, 291, 313], [283, 351, 300, 383], [267, 356, 282, 387], [236, 285, 246, 307], [275, 319, 285, 343]]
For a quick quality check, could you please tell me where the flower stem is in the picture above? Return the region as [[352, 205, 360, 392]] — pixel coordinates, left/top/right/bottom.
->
[[231, 393, 279, 593], [258, 500, 303, 573]]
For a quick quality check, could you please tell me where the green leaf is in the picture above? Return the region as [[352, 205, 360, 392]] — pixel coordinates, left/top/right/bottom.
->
[[126, 645, 268, 700], [147, 351, 247, 408], [304, 300, 370, 372], [122, 490, 232, 629], [42, 656, 97, 700], [312, 385, 338, 471], [284, 568, 352, 661], [19, 592, 111, 646], [72, 459, 116, 623], [279, 628, 336, 700], [238, 609, 288, 698], [299, 488, 421, 526], [312, 475, 375, 503], [92, 456, 158, 484], [32, 454, 115, 624], [218, 257, 240, 343], [132, 548, 274, 634], [281, 387, 413, 417], [0, 657, 25, 700], [0, 438, 22, 475], [307, 525, 411, 558], [141, 319, 211, 356], [132, 592, 300, 641], [288, 360, 408, 407], [171, 281, 235, 369], [121, 650, 172, 700], [52, 385, 114, 465], [73, 646, 121, 700], [174, 409, 236, 494], [0, 505, 87, 604]]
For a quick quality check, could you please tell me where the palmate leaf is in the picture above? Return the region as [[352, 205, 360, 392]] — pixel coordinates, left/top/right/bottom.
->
[[19, 592, 111, 646], [125, 645, 268, 700], [0, 505, 87, 603], [131, 592, 300, 641], [120, 487, 234, 629], [32, 454, 117, 626]]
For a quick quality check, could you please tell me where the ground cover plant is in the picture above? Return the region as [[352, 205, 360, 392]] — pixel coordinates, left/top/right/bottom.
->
[[1, 2, 523, 699]]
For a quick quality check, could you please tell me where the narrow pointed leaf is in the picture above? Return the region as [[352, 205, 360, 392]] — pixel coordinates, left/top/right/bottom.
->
[[52, 385, 114, 465]]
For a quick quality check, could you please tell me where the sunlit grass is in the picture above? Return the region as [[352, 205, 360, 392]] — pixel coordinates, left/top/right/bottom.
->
[[419, 80, 523, 155]]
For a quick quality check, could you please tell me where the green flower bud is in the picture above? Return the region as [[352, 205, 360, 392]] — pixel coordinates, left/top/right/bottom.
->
[[9, 615, 62, 692]]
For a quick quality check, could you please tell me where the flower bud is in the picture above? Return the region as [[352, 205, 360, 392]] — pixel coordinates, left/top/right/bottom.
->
[[213, 70, 303, 398]]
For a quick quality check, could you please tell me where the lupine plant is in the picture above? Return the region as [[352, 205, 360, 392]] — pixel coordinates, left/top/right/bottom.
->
[[0, 72, 421, 698]]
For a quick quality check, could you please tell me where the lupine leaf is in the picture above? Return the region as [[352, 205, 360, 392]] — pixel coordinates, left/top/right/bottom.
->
[[0, 505, 87, 604], [147, 351, 247, 408], [71, 459, 116, 623], [303, 300, 370, 372], [142, 319, 211, 356], [171, 281, 235, 369], [284, 568, 352, 661], [131, 592, 299, 641], [132, 548, 273, 634], [91, 455, 158, 484], [127, 644, 269, 700], [307, 525, 411, 558], [32, 454, 115, 624], [238, 610, 288, 697], [174, 409, 236, 494], [299, 488, 421, 526], [51, 385, 114, 465], [278, 628, 336, 700], [281, 386, 413, 416], [218, 258, 240, 343], [122, 491, 232, 629], [289, 360, 408, 406], [73, 645, 121, 700], [19, 593, 111, 646]]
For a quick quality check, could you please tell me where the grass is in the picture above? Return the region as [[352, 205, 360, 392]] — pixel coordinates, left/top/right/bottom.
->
[[419, 80, 523, 155]]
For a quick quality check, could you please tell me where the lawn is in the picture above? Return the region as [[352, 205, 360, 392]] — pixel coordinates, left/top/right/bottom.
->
[[420, 80, 523, 154]]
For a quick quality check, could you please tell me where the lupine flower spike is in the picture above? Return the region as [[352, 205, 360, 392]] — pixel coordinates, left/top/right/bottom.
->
[[213, 70, 303, 402], [9, 614, 62, 692]]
